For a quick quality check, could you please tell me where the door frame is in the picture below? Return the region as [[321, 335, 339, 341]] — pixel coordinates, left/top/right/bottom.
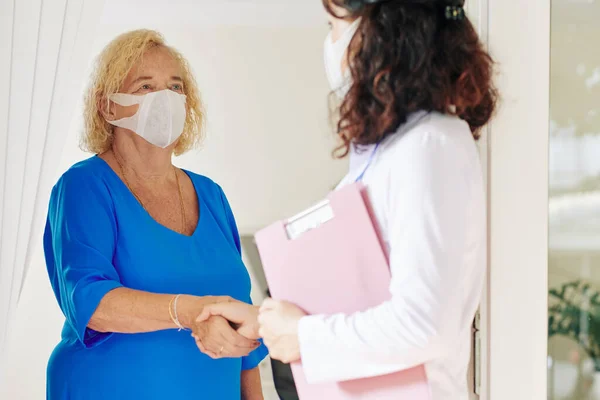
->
[[475, 0, 551, 399]]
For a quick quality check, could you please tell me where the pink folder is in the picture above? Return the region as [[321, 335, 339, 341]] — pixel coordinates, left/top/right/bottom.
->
[[255, 183, 431, 400]]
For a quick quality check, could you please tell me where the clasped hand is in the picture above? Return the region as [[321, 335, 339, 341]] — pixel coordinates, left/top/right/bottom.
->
[[188, 296, 259, 359], [193, 297, 307, 364]]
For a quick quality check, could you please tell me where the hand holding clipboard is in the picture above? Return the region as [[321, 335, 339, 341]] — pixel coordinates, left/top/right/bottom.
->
[[255, 183, 431, 400]]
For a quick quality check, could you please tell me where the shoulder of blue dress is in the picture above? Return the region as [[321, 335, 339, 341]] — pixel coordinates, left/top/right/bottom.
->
[[182, 169, 216, 187], [55, 156, 106, 189], [181, 170, 224, 198]]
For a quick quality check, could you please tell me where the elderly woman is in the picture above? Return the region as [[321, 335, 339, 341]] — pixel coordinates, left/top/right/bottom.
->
[[43, 29, 267, 399]]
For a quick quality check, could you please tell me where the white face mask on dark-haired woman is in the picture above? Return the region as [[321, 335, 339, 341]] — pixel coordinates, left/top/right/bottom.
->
[[106, 89, 187, 149], [323, 18, 361, 98]]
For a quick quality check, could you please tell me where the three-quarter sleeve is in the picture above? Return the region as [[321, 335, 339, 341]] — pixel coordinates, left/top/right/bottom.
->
[[297, 131, 475, 383], [44, 168, 123, 348], [217, 185, 269, 370], [242, 337, 269, 370]]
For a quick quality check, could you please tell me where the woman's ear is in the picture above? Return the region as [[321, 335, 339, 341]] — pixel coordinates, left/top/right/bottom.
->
[[98, 95, 115, 121]]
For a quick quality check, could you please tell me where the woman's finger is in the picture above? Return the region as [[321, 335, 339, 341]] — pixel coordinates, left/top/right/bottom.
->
[[258, 326, 274, 340], [195, 307, 213, 323], [195, 335, 209, 353], [195, 324, 223, 355], [211, 335, 247, 358], [257, 311, 268, 325], [225, 340, 249, 358], [262, 336, 275, 351], [237, 324, 260, 341], [260, 298, 277, 312], [258, 309, 276, 329], [203, 320, 250, 358], [210, 302, 258, 326], [196, 338, 220, 359], [195, 336, 216, 358], [197, 315, 259, 358], [222, 324, 257, 351]]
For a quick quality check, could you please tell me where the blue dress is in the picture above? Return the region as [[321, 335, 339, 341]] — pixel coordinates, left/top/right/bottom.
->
[[43, 156, 268, 399]]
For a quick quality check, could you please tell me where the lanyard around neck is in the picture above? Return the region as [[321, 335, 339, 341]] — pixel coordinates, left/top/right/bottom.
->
[[354, 142, 380, 183]]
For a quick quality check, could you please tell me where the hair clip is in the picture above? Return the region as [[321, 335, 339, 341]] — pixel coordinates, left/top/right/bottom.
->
[[445, 5, 465, 21]]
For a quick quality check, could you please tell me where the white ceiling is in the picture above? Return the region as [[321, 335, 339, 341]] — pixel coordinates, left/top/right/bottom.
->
[[100, 0, 600, 28], [100, 0, 327, 27]]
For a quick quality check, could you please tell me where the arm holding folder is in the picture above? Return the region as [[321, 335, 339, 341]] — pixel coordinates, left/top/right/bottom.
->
[[259, 132, 473, 383], [198, 131, 475, 379], [197, 123, 483, 400]]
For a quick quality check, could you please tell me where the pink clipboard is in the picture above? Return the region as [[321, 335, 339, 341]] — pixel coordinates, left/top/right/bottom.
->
[[255, 183, 431, 400]]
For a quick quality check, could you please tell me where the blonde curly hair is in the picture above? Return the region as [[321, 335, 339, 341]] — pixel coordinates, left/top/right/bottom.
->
[[81, 29, 204, 156]]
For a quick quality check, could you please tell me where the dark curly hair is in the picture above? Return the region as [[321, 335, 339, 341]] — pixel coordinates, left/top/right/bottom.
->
[[324, 0, 498, 157]]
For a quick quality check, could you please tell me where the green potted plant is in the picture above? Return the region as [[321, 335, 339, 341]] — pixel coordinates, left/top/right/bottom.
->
[[549, 280, 600, 398], [549, 281, 600, 369]]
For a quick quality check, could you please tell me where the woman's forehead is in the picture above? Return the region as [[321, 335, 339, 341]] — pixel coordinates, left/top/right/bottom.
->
[[135, 47, 180, 73], [124, 46, 182, 83]]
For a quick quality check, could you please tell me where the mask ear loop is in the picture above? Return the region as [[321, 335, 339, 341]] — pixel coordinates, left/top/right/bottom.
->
[[334, 18, 362, 98], [323, 32, 337, 91], [106, 93, 146, 134]]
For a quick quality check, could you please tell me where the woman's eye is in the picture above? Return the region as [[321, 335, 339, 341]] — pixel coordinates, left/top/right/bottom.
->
[[172, 84, 183, 91], [135, 84, 152, 93]]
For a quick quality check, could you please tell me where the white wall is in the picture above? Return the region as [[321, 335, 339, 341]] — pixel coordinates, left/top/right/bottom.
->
[[1, 2, 347, 399]]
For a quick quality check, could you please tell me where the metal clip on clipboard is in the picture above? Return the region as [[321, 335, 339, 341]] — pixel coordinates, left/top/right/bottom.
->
[[284, 138, 385, 241], [284, 200, 335, 240]]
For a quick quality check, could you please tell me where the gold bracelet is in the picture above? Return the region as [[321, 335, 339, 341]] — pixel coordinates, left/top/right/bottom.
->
[[170, 294, 189, 331], [168, 295, 178, 328], [173, 294, 186, 331]]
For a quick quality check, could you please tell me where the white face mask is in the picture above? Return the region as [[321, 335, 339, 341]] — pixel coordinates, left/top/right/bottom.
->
[[106, 89, 187, 149], [324, 18, 361, 98]]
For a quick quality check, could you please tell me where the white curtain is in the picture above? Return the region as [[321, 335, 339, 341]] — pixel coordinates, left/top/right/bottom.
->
[[0, 0, 105, 377]]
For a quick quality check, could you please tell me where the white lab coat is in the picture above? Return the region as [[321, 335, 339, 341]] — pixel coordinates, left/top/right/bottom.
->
[[297, 111, 486, 400]]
